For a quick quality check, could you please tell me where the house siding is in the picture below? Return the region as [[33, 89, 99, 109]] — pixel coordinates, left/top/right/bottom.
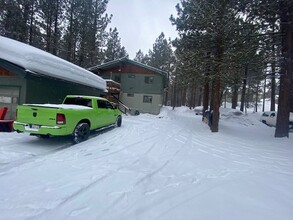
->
[[119, 73, 163, 94], [121, 92, 162, 115]]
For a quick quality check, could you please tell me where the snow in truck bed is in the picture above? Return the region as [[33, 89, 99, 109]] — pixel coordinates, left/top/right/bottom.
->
[[23, 104, 92, 110]]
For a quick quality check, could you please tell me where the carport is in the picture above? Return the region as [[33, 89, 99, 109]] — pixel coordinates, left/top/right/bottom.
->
[[0, 36, 107, 120]]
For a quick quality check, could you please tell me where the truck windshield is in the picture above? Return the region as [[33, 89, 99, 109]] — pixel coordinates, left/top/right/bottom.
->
[[63, 97, 92, 107]]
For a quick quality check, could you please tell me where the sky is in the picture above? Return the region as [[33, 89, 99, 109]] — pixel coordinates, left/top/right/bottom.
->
[[106, 0, 180, 59], [1, 105, 293, 219]]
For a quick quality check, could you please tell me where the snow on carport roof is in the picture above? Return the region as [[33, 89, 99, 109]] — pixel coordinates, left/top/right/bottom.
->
[[0, 36, 106, 91]]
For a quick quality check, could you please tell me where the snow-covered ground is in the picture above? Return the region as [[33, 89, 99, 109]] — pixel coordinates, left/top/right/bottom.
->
[[0, 106, 292, 220]]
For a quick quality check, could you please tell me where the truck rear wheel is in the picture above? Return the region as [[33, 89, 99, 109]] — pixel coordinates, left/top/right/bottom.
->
[[116, 116, 122, 127], [36, 134, 50, 139], [72, 122, 90, 144]]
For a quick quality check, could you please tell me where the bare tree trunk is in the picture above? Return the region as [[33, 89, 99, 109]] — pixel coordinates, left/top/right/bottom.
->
[[231, 84, 238, 109], [202, 81, 209, 117], [210, 81, 214, 111], [255, 83, 259, 112], [164, 87, 168, 106], [52, 0, 60, 55], [171, 82, 176, 109], [240, 64, 248, 112], [190, 84, 196, 108], [197, 87, 202, 106], [271, 38, 276, 111], [211, 78, 221, 132], [275, 0, 293, 138], [202, 52, 210, 117], [28, 1, 35, 45], [262, 77, 267, 112], [210, 34, 223, 132], [182, 87, 187, 106], [66, 1, 75, 62]]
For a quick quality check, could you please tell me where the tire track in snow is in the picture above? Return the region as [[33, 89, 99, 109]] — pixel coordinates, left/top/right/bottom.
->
[[0, 142, 72, 176], [26, 174, 110, 220], [112, 130, 190, 220], [2, 113, 193, 219], [0, 125, 119, 177], [25, 128, 169, 219], [50, 122, 186, 219]]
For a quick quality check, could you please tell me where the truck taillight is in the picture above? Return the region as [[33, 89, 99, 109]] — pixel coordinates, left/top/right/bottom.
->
[[56, 113, 66, 125]]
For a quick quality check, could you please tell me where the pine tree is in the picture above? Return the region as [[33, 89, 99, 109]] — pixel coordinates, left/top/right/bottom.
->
[[104, 27, 128, 62], [171, 0, 263, 132], [146, 33, 175, 106], [38, 0, 66, 55], [134, 49, 149, 64], [245, 0, 293, 137], [59, 0, 81, 63], [275, 0, 293, 137], [1, 0, 40, 45], [76, 0, 111, 67], [148, 33, 174, 71]]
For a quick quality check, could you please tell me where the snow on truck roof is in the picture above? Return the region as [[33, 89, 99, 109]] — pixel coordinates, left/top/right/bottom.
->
[[0, 36, 106, 91]]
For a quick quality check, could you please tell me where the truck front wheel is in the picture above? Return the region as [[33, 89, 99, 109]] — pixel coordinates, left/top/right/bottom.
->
[[116, 116, 122, 127], [72, 123, 90, 144]]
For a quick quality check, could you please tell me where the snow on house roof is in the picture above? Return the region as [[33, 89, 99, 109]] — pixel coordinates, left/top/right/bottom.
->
[[88, 57, 168, 78], [0, 36, 106, 91]]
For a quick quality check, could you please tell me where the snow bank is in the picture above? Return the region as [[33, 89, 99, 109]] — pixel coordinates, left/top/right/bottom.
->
[[0, 36, 106, 91]]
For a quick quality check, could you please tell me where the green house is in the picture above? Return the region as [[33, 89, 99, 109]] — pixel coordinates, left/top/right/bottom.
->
[[89, 58, 168, 115], [0, 37, 106, 120]]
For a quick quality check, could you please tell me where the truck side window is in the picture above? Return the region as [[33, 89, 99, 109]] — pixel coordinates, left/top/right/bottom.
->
[[105, 101, 114, 109], [97, 100, 114, 109], [64, 97, 92, 107], [87, 101, 92, 107], [97, 100, 106, 109]]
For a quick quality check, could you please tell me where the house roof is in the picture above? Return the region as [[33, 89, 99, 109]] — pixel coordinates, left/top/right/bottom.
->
[[0, 36, 106, 91], [88, 57, 168, 78]]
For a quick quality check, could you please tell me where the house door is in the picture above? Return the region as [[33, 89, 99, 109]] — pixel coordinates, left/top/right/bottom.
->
[[0, 87, 20, 119]]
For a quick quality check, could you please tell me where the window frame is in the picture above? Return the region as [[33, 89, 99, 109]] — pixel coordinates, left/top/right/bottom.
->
[[143, 95, 153, 103], [144, 76, 154, 84], [97, 100, 114, 109]]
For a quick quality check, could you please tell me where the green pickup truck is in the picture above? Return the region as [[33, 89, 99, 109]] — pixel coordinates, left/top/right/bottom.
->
[[13, 95, 122, 144]]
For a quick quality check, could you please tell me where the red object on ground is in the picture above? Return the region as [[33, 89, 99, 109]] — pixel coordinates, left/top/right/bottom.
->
[[0, 107, 8, 120], [0, 107, 14, 132]]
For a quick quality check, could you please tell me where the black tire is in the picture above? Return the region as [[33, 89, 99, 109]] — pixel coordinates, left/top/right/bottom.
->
[[289, 123, 293, 131], [37, 134, 50, 139], [116, 116, 122, 127], [72, 122, 90, 144]]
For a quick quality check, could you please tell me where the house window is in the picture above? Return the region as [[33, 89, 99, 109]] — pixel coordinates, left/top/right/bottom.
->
[[143, 95, 153, 103], [127, 93, 134, 97], [114, 75, 121, 83], [145, 76, 154, 84]]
